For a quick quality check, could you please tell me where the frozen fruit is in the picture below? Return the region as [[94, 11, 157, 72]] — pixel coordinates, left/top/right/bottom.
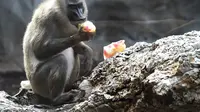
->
[[79, 21, 96, 33], [103, 40, 126, 59]]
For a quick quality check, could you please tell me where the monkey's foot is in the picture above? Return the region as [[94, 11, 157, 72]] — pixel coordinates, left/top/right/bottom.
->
[[34, 104, 55, 109], [70, 89, 86, 103]]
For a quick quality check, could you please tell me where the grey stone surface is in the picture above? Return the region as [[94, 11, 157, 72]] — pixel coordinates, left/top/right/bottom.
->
[[1, 31, 200, 111]]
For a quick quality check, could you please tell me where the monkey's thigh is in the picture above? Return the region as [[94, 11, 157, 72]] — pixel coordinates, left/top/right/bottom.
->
[[64, 55, 80, 91], [32, 54, 68, 99]]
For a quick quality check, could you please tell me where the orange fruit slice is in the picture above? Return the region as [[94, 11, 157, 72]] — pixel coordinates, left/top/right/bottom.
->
[[103, 40, 126, 59], [79, 21, 96, 33]]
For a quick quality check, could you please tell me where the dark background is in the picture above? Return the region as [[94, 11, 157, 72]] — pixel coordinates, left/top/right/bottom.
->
[[0, 0, 200, 95]]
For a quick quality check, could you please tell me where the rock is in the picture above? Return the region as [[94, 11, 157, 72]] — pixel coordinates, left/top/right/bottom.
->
[[77, 30, 200, 112], [0, 91, 41, 111], [1, 31, 200, 111]]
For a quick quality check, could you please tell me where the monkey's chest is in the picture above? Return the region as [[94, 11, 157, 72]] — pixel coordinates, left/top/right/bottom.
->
[[60, 48, 75, 77]]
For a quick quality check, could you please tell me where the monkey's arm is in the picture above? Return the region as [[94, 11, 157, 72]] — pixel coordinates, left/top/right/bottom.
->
[[54, 9, 78, 35], [32, 34, 82, 60], [73, 42, 93, 75], [32, 9, 87, 60]]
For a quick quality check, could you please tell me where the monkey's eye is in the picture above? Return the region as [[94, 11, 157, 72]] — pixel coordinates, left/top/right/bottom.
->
[[68, 3, 85, 21], [70, 3, 84, 10]]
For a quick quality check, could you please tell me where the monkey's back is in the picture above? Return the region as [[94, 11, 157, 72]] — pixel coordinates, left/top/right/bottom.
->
[[22, 0, 56, 80], [23, 21, 41, 80], [22, 0, 77, 84]]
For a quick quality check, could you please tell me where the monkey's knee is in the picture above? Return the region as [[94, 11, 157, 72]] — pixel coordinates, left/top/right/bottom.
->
[[32, 55, 68, 99]]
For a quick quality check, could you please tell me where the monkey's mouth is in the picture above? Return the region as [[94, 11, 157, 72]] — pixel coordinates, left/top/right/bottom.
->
[[71, 18, 87, 26], [76, 18, 87, 22]]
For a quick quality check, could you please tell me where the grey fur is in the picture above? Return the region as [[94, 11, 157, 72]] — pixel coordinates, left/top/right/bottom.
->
[[22, 0, 94, 105]]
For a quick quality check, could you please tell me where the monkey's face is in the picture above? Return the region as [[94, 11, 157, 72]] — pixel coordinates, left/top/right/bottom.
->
[[67, 0, 88, 27]]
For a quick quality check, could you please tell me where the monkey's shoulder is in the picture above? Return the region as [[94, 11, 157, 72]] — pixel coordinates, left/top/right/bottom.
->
[[32, 0, 58, 22]]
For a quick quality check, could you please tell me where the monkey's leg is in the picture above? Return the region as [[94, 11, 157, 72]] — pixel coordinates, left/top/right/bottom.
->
[[31, 54, 67, 105], [34, 89, 85, 108], [52, 89, 85, 106], [64, 54, 80, 92], [47, 55, 84, 105], [49, 55, 84, 105], [73, 42, 93, 77], [32, 54, 84, 106]]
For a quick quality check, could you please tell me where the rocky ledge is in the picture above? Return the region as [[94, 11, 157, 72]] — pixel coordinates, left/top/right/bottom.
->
[[1, 31, 200, 112]]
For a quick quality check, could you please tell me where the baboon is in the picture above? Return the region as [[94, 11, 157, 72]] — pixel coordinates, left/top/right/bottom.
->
[[22, 0, 94, 105]]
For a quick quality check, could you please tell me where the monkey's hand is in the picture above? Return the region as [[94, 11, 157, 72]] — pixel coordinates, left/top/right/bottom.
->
[[78, 21, 96, 41], [79, 30, 95, 41]]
